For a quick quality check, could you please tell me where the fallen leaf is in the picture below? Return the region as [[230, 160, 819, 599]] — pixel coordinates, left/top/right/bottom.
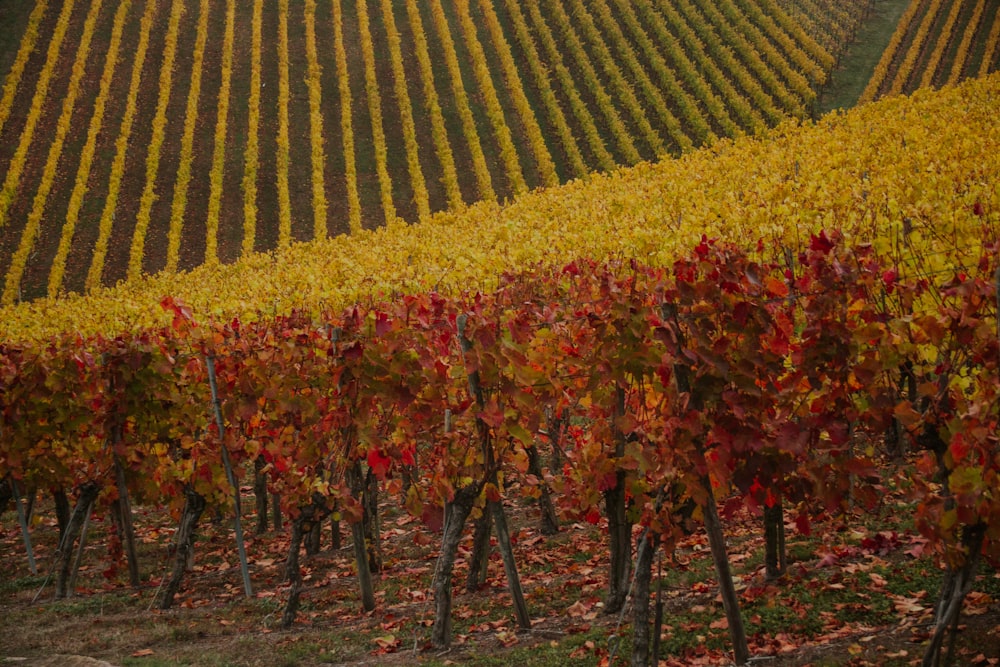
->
[[893, 595, 927, 614], [131, 649, 154, 657]]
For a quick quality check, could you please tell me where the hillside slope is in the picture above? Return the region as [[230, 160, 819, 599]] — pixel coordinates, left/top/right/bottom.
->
[[0, 0, 854, 300], [0, 72, 996, 344]]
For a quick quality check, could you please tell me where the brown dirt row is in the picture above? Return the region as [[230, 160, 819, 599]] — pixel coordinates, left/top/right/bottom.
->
[[4, 1, 1000, 297], [488, 0, 591, 183], [435, 0, 516, 204], [0, 0, 64, 170], [58, 0, 151, 296], [139, 0, 200, 278], [282, 2, 317, 244], [252, 0, 281, 254], [17, 0, 122, 302], [961, 0, 1000, 79], [314, 0, 351, 239], [368, 0, 420, 224], [0, 0, 102, 302], [384, 0, 451, 216], [407, 0, 480, 210], [98, 0, 170, 288], [467, 3, 546, 192], [340, 0, 385, 232]]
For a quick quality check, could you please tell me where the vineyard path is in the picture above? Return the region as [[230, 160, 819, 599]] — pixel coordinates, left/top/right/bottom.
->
[[816, 0, 913, 113]]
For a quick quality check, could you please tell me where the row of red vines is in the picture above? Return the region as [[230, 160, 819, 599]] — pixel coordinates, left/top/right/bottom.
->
[[0, 232, 996, 664]]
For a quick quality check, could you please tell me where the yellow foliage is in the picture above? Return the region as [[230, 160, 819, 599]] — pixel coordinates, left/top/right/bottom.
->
[[127, 0, 185, 281], [427, 0, 496, 202], [454, 0, 528, 193], [85, 0, 160, 292], [303, 0, 328, 240], [1, 75, 997, 344], [166, 0, 211, 273], [3, 0, 106, 305], [0, 0, 49, 136], [332, 0, 362, 233], [0, 0, 77, 232], [379, 0, 431, 218], [357, 0, 397, 223], [276, 0, 293, 247]]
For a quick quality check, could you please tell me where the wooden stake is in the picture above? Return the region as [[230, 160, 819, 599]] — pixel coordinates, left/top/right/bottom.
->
[[11, 480, 37, 575], [205, 354, 253, 598], [67, 500, 94, 597], [456, 314, 530, 629]]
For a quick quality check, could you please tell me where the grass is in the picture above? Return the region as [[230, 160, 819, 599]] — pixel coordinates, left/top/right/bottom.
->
[[3, 459, 999, 667], [2, 464, 1000, 666], [816, 0, 914, 114]]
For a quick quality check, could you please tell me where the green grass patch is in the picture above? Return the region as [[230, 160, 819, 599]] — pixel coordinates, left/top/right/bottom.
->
[[817, 0, 914, 113]]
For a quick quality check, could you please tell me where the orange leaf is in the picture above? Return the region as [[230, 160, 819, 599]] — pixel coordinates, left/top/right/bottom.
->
[[764, 275, 788, 298]]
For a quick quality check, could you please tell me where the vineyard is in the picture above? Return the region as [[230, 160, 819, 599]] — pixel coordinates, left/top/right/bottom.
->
[[2, 0, 1000, 664], [1, 71, 999, 665], [0, 0, 874, 306], [859, 0, 1000, 102]]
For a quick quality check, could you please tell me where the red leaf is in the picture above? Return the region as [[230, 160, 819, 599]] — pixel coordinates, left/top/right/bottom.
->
[[374, 312, 391, 338], [795, 512, 811, 536], [809, 231, 835, 253], [367, 448, 392, 479]]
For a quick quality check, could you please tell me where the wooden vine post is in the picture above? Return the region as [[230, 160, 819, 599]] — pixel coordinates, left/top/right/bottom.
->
[[663, 303, 749, 666], [431, 408, 480, 647], [457, 314, 530, 630], [103, 353, 140, 586], [55, 482, 100, 598], [161, 486, 207, 608], [205, 354, 253, 598], [67, 506, 94, 596], [604, 383, 632, 615], [10, 479, 37, 575]]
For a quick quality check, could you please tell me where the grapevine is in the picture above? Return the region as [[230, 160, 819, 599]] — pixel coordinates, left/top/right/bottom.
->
[[378, 0, 431, 218], [426, 0, 496, 202], [511, 0, 617, 171], [945, 0, 986, 85], [332, 0, 363, 233], [402, 0, 464, 210], [0, 0, 77, 232], [126, 0, 185, 281], [47, 0, 132, 297], [85, 0, 160, 292], [276, 0, 292, 247], [240, 0, 263, 255], [539, 0, 644, 163], [453, 0, 528, 194], [165, 0, 211, 273], [2, 0, 106, 305], [357, 0, 398, 223], [0, 0, 49, 136], [475, 0, 560, 188], [303, 0, 329, 239], [918, 0, 964, 89]]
